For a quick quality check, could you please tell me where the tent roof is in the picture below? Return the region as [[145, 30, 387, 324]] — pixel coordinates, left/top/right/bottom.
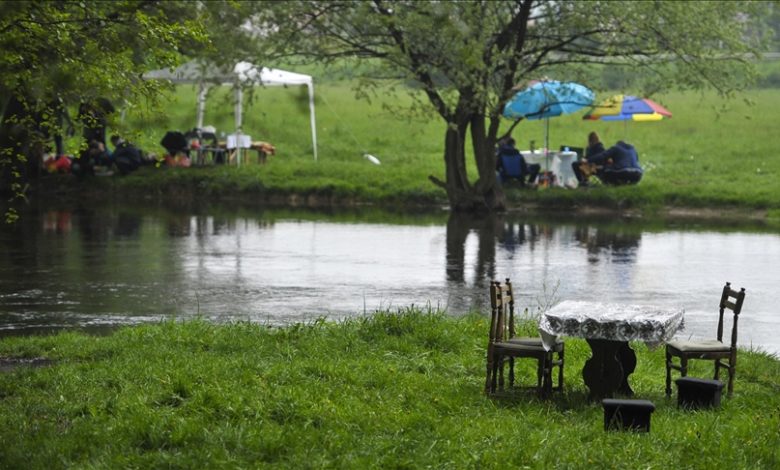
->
[[143, 60, 318, 162], [143, 60, 312, 87]]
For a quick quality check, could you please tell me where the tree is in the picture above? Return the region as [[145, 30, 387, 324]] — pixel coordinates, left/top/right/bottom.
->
[[0, 0, 207, 220], [254, 0, 769, 212]]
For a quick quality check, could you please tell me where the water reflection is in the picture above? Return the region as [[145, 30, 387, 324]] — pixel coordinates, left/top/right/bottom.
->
[[442, 212, 648, 314], [0, 202, 778, 355], [574, 225, 641, 264], [446, 213, 496, 286]]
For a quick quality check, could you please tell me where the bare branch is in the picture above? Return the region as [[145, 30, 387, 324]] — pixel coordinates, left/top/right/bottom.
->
[[372, 0, 452, 120]]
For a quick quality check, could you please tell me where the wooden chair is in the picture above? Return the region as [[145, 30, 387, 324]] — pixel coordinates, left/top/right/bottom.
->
[[665, 282, 746, 397], [485, 278, 564, 397]]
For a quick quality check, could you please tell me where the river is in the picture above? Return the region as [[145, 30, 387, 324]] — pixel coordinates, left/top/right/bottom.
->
[[1, 202, 777, 356]]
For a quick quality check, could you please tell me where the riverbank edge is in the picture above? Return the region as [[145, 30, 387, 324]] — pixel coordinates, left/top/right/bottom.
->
[[19, 174, 777, 229]]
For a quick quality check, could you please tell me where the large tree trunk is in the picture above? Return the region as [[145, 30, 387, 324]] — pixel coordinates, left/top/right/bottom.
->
[[431, 117, 506, 213], [470, 114, 505, 212], [442, 121, 476, 211]]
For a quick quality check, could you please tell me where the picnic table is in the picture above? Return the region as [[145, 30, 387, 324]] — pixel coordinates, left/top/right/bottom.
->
[[218, 140, 276, 165], [539, 300, 684, 399]]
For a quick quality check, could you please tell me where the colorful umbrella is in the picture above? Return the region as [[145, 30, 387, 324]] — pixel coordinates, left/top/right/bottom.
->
[[503, 80, 594, 159], [582, 95, 672, 121]]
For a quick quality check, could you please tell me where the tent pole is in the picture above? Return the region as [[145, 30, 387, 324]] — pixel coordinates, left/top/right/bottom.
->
[[545, 117, 550, 171], [308, 82, 318, 161], [197, 82, 208, 129], [235, 85, 243, 166]]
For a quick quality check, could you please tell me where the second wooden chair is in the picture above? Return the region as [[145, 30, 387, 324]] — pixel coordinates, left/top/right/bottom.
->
[[665, 282, 746, 397], [485, 278, 564, 397]]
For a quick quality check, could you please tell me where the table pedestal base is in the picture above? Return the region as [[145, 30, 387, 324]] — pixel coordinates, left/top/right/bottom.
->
[[582, 339, 637, 399]]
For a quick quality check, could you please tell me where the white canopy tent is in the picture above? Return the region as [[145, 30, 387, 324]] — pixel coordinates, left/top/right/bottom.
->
[[144, 60, 318, 161]]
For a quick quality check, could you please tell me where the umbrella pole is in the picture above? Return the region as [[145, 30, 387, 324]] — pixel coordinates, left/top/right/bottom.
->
[[545, 117, 550, 171], [545, 118, 550, 154]]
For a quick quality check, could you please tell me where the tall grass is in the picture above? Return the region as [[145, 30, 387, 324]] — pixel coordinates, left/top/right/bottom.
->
[[1, 311, 778, 468]]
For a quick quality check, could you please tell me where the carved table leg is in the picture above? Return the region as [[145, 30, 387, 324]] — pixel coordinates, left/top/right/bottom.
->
[[616, 341, 637, 396], [583, 339, 625, 399]]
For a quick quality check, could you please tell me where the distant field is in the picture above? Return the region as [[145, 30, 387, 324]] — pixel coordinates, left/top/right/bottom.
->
[[109, 69, 780, 213]]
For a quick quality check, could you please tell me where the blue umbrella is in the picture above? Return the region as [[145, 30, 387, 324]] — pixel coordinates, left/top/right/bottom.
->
[[503, 80, 594, 155]]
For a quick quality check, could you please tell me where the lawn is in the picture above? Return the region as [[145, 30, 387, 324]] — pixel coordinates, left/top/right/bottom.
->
[[1, 311, 778, 469], [87, 77, 778, 216]]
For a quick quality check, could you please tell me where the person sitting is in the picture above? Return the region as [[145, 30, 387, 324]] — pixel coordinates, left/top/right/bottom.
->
[[495, 137, 540, 186], [72, 139, 111, 176], [110, 135, 143, 175], [576, 140, 643, 186], [585, 131, 605, 158], [572, 131, 606, 185]]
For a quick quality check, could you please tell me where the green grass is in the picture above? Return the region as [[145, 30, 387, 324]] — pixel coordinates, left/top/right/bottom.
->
[[46, 62, 780, 215], [1, 311, 779, 469]]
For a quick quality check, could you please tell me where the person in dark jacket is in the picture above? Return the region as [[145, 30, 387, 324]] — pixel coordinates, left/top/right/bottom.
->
[[583, 140, 643, 186], [78, 98, 114, 147], [585, 131, 605, 158], [110, 135, 143, 175], [495, 137, 540, 186], [572, 131, 607, 185]]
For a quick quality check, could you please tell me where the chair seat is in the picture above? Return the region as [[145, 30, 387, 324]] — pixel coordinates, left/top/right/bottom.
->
[[493, 341, 547, 353], [507, 336, 564, 351], [667, 339, 730, 353]]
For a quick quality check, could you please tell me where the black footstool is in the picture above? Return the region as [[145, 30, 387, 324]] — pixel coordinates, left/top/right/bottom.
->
[[676, 377, 724, 409], [602, 399, 655, 432]]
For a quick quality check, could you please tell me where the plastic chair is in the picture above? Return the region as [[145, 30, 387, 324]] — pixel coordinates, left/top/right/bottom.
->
[[485, 278, 564, 397], [498, 155, 525, 182], [665, 282, 746, 397]]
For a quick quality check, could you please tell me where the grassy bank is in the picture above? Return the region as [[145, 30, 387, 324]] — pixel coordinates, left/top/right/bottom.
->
[[1, 311, 779, 468], [57, 82, 773, 219]]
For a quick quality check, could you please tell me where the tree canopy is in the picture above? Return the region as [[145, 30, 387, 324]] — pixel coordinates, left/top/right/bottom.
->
[[0, 0, 207, 218], [253, 0, 771, 211]]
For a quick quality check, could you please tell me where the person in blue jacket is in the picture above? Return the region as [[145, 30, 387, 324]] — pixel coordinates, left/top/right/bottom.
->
[[110, 135, 143, 175], [574, 140, 643, 186], [495, 137, 540, 186]]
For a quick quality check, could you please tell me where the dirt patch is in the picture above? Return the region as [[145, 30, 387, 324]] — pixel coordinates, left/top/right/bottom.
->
[[0, 357, 54, 373]]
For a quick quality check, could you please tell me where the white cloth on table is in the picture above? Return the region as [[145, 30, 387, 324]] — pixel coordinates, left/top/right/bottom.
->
[[227, 134, 252, 149], [520, 150, 578, 187], [538, 300, 685, 350], [520, 150, 546, 167], [553, 151, 578, 187]]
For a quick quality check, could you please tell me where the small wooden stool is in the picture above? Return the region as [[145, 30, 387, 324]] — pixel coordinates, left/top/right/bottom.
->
[[676, 377, 724, 409], [602, 399, 655, 432]]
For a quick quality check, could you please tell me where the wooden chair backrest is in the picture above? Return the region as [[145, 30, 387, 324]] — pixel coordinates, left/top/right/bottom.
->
[[717, 282, 746, 349], [489, 279, 515, 344]]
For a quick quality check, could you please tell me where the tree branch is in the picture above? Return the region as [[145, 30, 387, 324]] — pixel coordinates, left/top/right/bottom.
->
[[373, 0, 452, 120]]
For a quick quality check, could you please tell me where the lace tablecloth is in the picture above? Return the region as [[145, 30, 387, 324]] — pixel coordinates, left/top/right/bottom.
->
[[539, 300, 685, 349]]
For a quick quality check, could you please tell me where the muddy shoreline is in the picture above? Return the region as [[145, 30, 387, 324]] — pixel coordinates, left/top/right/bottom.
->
[[8, 176, 777, 229]]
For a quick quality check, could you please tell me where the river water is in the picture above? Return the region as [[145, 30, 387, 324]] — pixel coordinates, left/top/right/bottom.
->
[[1, 203, 778, 356]]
